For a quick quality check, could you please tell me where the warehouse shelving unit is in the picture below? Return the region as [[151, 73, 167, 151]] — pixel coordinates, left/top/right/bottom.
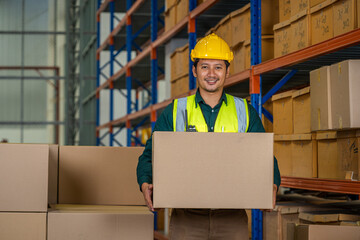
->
[[94, 0, 360, 239]]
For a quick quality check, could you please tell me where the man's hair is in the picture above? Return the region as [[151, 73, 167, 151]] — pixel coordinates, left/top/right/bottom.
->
[[193, 58, 230, 70]]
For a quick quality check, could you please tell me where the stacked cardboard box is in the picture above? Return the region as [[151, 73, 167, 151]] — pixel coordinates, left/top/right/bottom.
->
[[164, 0, 177, 32], [0, 144, 154, 239], [0, 144, 58, 239], [170, 44, 189, 98], [287, 224, 360, 239]]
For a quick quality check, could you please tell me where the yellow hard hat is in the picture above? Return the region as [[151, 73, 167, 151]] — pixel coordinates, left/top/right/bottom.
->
[[190, 33, 234, 62]]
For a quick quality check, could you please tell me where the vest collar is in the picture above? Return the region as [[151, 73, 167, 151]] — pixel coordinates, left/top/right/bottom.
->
[[195, 89, 228, 108]]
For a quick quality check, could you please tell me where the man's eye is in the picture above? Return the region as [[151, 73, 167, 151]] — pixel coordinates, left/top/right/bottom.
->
[[201, 66, 208, 69], [216, 67, 222, 70]]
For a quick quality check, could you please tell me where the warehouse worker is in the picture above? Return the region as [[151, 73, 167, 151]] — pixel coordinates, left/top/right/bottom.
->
[[137, 33, 281, 239]]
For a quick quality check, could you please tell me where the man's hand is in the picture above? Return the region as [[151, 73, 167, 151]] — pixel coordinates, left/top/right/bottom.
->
[[141, 183, 154, 211]]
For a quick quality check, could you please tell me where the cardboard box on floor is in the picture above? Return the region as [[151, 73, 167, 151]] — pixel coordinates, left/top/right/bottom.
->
[[0, 144, 58, 212], [330, 60, 360, 129], [152, 132, 274, 209], [58, 146, 145, 205], [0, 212, 47, 240], [48, 205, 153, 240], [287, 224, 360, 240]]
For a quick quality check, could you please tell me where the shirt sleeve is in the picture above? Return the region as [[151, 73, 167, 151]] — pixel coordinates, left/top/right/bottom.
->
[[136, 102, 174, 191], [247, 104, 281, 189]]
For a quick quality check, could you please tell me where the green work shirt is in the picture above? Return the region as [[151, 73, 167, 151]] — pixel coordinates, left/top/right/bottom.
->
[[136, 90, 281, 190]]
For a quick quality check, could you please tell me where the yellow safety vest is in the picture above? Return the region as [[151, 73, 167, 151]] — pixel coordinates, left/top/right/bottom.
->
[[173, 94, 249, 132]]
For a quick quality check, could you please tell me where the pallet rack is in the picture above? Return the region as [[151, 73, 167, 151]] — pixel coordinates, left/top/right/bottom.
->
[[94, 1, 360, 239]]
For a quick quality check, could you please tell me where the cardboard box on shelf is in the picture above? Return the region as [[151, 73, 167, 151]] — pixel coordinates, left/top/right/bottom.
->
[[274, 20, 292, 58], [214, 14, 232, 48], [171, 44, 189, 81], [152, 132, 274, 209], [165, 0, 177, 10], [299, 211, 360, 224], [272, 90, 294, 134], [337, 130, 359, 180], [230, 4, 250, 47], [0, 213, 47, 240], [176, 0, 189, 24], [58, 146, 145, 206], [310, 66, 332, 131], [274, 135, 293, 176], [262, 0, 280, 34], [230, 43, 246, 75], [291, 133, 317, 178], [292, 87, 311, 134], [165, 5, 176, 32], [310, 0, 335, 45], [0, 144, 58, 212], [244, 35, 274, 69], [291, 0, 310, 17], [288, 224, 360, 239], [279, 0, 291, 21], [333, 0, 357, 37], [290, 9, 311, 52], [330, 60, 360, 129], [48, 205, 153, 240], [316, 131, 338, 179]]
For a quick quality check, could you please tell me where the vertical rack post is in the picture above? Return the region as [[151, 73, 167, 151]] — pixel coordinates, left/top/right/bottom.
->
[[109, 0, 115, 146], [250, 0, 263, 240], [96, 0, 101, 146], [188, 0, 197, 90], [150, 0, 158, 131], [126, 0, 133, 146]]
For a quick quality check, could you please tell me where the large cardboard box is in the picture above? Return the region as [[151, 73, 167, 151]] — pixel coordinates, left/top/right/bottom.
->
[[279, 0, 291, 21], [0, 144, 58, 212], [330, 60, 360, 129], [165, 5, 176, 32], [291, 0, 310, 17], [272, 90, 294, 134], [152, 132, 274, 209], [48, 205, 153, 240], [333, 0, 357, 37], [337, 130, 359, 180], [274, 135, 293, 176], [310, 0, 335, 45], [291, 133, 317, 178], [230, 43, 246, 75], [262, 0, 280, 34], [289, 224, 360, 239], [274, 20, 292, 58], [244, 35, 274, 69], [214, 14, 232, 48], [290, 10, 311, 52], [176, 0, 189, 24], [58, 146, 145, 205], [171, 44, 189, 81], [0, 213, 47, 240], [310, 66, 332, 131], [292, 87, 311, 134], [231, 4, 250, 47], [317, 131, 338, 179]]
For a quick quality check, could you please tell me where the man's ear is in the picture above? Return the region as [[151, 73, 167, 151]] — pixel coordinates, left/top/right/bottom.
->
[[192, 65, 197, 78], [226, 66, 230, 78]]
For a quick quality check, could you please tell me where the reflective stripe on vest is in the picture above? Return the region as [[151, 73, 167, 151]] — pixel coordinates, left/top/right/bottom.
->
[[173, 94, 249, 133]]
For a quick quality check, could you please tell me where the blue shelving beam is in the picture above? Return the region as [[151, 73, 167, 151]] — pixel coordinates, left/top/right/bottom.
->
[[126, 0, 133, 146], [151, 0, 158, 131], [250, 0, 263, 239], [109, 0, 115, 146], [188, 0, 197, 91]]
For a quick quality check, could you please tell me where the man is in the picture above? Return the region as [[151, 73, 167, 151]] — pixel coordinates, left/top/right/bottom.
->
[[137, 33, 281, 239]]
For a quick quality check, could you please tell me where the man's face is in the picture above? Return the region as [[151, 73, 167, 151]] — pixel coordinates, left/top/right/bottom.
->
[[192, 59, 229, 94]]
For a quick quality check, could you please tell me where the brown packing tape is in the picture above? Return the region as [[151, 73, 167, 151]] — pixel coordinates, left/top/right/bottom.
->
[[316, 131, 337, 140], [274, 134, 293, 141], [290, 8, 310, 23], [272, 90, 294, 101], [292, 86, 311, 98], [310, 0, 338, 14], [273, 19, 292, 31], [230, 3, 250, 18]]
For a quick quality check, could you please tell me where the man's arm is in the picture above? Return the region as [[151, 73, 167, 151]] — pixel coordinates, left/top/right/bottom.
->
[[136, 102, 174, 210], [247, 103, 281, 190]]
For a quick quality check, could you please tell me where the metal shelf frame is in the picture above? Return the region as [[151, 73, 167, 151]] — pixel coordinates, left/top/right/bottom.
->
[[95, 1, 360, 239]]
